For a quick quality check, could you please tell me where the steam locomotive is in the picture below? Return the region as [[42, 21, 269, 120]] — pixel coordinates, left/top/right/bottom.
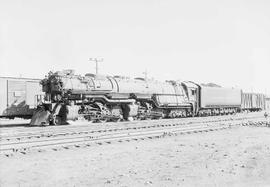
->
[[30, 70, 265, 126]]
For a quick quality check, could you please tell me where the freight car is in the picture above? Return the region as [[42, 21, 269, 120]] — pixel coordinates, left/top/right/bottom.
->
[[0, 77, 43, 119], [265, 97, 270, 111], [241, 93, 266, 112]]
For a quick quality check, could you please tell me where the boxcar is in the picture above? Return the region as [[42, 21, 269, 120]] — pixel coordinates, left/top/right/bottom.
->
[[0, 77, 43, 118], [241, 93, 266, 111], [265, 97, 270, 111]]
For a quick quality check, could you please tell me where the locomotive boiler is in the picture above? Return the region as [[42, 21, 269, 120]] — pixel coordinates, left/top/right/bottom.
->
[[30, 70, 194, 125]]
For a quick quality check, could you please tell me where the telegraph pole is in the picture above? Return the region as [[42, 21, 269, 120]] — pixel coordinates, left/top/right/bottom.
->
[[89, 58, 103, 75], [143, 69, 148, 80]]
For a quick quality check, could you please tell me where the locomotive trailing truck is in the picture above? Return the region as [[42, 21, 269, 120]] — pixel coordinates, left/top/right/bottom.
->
[[29, 70, 264, 126]]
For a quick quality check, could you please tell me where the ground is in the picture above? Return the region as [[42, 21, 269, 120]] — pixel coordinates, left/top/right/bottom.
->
[[1, 125, 270, 187]]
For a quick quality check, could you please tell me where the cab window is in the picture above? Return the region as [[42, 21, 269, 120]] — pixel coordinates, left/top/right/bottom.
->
[[191, 90, 196, 95]]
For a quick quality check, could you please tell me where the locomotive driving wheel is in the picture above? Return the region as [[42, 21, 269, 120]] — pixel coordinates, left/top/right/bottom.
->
[[93, 102, 111, 123], [96, 114, 108, 123]]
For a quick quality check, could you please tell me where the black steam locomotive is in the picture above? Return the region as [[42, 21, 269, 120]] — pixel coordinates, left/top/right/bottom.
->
[[29, 70, 266, 126]]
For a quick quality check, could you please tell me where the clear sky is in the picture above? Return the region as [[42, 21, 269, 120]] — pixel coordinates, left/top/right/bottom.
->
[[0, 0, 269, 94]]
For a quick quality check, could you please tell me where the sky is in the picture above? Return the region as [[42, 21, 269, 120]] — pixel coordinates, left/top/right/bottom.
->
[[0, 0, 269, 94]]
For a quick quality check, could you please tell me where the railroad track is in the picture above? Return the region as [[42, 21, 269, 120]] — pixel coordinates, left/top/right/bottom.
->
[[0, 112, 263, 134], [0, 114, 268, 157], [1, 121, 231, 143], [0, 123, 231, 156], [0, 114, 262, 142]]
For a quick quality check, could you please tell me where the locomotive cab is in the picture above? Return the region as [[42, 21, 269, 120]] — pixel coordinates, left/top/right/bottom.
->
[[181, 81, 200, 116]]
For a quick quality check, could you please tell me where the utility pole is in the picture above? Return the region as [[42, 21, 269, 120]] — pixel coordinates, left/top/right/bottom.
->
[[143, 69, 148, 80], [89, 58, 103, 75]]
